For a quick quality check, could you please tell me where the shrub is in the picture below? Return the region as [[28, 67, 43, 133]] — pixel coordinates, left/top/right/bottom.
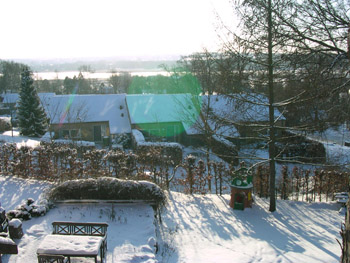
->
[[0, 117, 11, 132], [113, 133, 131, 148], [48, 177, 166, 208]]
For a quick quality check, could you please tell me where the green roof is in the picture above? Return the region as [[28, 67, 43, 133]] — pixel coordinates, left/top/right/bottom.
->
[[126, 94, 201, 134]]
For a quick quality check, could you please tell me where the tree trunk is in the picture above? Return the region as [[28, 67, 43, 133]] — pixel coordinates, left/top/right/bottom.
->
[[268, 0, 276, 212], [341, 197, 350, 262]]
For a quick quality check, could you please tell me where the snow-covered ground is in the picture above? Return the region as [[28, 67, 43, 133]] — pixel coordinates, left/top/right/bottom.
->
[[0, 130, 41, 148], [305, 124, 350, 166], [307, 124, 350, 146], [0, 127, 348, 262], [0, 176, 344, 263], [0, 176, 158, 263], [160, 192, 343, 263]]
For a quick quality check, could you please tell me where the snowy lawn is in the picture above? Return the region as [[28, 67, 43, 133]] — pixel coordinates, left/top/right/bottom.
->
[[0, 130, 41, 148], [160, 192, 344, 263]]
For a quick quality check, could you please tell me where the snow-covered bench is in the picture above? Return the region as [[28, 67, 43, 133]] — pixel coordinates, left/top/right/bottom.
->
[[335, 192, 348, 205], [37, 254, 66, 263], [37, 221, 108, 263], [0, 235, 18, 263]]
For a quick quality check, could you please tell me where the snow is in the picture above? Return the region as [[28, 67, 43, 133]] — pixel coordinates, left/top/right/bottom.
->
[[132, 129, 183, 151], [0, 236, 16, 246], [324, 142, 350, 167], [230, 183, 253, 189], [0, 116, 11, 122], [300, 124, 350, 166], [52, 138, 95, 147], [212, 134, 236, 149], [204, 93, 285, 123], [306, 124, 350, 146], [0, 175, 344, 263], [160, 192, 343, 263], [0, 93, 19, 105], [36, 234, 103, 255], [0, 130, 41, 148], [132, 129, 146, 143], [8, 219, 22, 228]]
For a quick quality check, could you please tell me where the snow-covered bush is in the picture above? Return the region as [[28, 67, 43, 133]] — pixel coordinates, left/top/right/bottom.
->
[[113, 133, 131, 148], [0, 117, 11, 132], [104, 150, 137, 178], [6, 198, 48, 221], [83, 149, 107, 177], [48, 177, 166, 208], [132, 129, 183, 165]]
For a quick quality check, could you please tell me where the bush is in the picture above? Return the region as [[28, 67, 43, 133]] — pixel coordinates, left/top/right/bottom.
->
[[113, 133, 131, 148], [48, 177, 166, 208], [6, 198, 49, 221], [0, 117, 11, 132], [132, 129, 183, 164]]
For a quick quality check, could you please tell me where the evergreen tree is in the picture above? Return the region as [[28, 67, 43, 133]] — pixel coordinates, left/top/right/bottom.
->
[[17, 66, 47, 137]]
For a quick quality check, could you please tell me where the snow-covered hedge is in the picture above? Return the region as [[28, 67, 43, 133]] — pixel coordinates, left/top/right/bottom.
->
[[48, 177, 166, 207], [132, 129, 183, 164]]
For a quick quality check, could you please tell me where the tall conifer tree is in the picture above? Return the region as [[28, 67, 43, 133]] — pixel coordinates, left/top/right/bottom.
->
[[17, 66, 47, 137]]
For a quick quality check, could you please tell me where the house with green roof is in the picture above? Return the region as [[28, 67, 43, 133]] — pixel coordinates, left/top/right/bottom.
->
[[126, 94, 202, 143]]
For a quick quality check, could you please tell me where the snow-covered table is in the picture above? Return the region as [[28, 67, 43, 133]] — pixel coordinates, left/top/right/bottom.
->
[[37, 221, 108, 263], [37, 234, 103, 263]]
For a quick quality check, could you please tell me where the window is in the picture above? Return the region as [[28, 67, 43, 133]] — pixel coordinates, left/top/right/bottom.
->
[[61, 129, 81, 139], [62, 130, 69, 138], [70, 129, 81, 138], [101, 125, 107, 137]]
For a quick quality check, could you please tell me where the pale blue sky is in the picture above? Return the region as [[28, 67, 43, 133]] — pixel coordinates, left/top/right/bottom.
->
[[0, 0, 236, 59]]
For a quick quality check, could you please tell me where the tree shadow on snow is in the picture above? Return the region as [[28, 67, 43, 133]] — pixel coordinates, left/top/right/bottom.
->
[[164, 192, 341, 262]]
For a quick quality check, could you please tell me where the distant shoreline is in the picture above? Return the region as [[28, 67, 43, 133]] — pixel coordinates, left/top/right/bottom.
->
[[6, 57, 179, 73], [33, 70, 170, 80]]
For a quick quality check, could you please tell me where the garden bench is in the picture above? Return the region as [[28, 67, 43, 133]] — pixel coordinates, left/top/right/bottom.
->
[[37, 254, 66, 263], [37, 221, 108, 263]]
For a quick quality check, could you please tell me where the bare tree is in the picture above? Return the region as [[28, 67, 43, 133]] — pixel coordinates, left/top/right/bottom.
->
[[208, 0, 350, 212], [109, 72, 132, 94]]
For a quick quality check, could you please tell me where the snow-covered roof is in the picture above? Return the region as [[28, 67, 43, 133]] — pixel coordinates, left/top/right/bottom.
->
[[126, 94, 201, 135], [203, 93, 285, 123], [0, 93, 19, 104], [44, 94, 131, 134], [187, 93, 284, 138], [1, 93, 56, 105]]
